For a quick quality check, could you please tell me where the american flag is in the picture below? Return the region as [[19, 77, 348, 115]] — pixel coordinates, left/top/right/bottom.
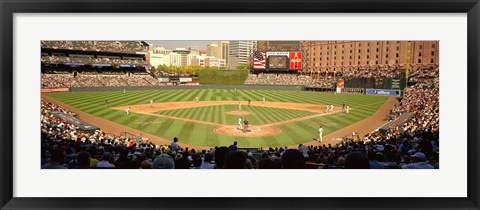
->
[[253, 51, 266, 69]]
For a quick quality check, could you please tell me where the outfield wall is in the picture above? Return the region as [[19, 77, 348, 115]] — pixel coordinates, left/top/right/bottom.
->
[[69, 85, 305, 92]]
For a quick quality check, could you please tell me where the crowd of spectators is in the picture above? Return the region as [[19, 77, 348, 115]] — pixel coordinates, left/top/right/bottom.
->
[[244, 73, 336, 87], [41, 55, 148, 66], [41, 41, 146, 53], [341, 68, 405, 79], [41, 73, 162, 88]]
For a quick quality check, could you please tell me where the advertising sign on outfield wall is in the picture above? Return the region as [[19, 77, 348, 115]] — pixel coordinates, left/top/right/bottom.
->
[[179, 78, 192, 82], [159, 78, 170, 82], [366, 89, 401, 97], [185, 82, 200, 86]]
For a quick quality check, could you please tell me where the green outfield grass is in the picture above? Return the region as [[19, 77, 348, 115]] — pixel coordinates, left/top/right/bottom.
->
[[156, 105, 316, 125], [47, 89, 388, 148]]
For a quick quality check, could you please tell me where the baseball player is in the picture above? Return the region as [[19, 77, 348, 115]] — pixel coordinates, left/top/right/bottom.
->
[[125, 107, 130, 115], [150, 99, 154, 107], [237, 117, 243, 130], [123, 89, 126, 94], [262, 97, 266, 103], [342, 103, 345, 111], [346, 104, 349, 114], [318, 126, 323, 143], [105, 100, 109, 108], [248, 100, 251, 106], [330, 104, 334, 113], [195, 96, 199, 103], [325, 105, 329, 113], [238, 102, 242, 111]]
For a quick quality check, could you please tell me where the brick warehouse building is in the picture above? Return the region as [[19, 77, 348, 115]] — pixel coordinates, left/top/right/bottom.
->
[[301, 41, 439, 74]]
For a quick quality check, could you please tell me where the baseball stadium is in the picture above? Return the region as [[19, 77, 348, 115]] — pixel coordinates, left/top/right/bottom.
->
[[41, 41, 439, 169]]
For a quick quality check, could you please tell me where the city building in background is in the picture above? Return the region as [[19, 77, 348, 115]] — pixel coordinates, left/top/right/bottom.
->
[[217, 41, 230, 67], [229, 41, 253, 69], [301, 41, 439, 73], [207, 43, 218, 57]]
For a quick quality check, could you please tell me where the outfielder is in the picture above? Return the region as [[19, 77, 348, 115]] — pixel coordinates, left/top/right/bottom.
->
[[195, 96, 199, 103], [238, 102, 242, 111], [105, 100, 109, 108], [346, 104, 349, 114], [125, 107, 130, 115], [150, 99, 154, 107], [123, 89, 126, 94], [262, 97, 266, 103]]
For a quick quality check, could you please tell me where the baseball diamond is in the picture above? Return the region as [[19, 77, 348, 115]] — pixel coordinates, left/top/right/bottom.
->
[[44, 89, 390, 148]]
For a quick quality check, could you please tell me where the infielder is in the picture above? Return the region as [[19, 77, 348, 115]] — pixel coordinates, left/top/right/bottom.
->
[[238, 102, 242, 111], [237, 117, 243, 130], [195, 96, 199, 103], [150, 99, 154, 107], [262, 97, 266, 103], [325, 105, 329, 113], [346, 104, 349, 114], [330, 104, 334, 113], [125, 107, 130, 115], [105, 100, 109, 107], [318, 126, 323, 143]]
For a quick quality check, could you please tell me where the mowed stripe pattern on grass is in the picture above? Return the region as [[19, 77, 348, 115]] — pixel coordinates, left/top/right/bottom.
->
[[156, 104, 316, 125], [47, 89, 387, 148]]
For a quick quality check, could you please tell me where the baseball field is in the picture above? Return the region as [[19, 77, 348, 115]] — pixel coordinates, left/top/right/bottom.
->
[[43, 89, 394, 148]]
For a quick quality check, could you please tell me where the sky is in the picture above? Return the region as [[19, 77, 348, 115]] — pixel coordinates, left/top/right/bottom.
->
[[146, 41, 218, 50]]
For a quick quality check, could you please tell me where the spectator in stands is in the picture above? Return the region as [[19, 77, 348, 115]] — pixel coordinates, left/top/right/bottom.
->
[[74, 151, 91, 169], [171, 137, 179, 153], [41, 148, 67, 169], [201, 153, 215, 169], [228, 141, 238, 151], [367, 151, 384, 169], [152, 154, 174, 169], [281, 149, 306, 169], [402, 152, 434, 169], [96, 152, 115, 168], [225, 151, 247, 169], [344, 152, 370, 169], [214, 146, 230, 169]]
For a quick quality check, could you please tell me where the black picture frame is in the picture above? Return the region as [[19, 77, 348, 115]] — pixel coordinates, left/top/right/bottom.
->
[[1, 0, 479, 209]]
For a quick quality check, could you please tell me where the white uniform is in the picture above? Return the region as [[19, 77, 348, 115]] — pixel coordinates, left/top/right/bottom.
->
[[123, 89, 126, 93], [346, 105, 349, 114], [238, 103, 242, 111], [195, 96, 199, 102], [325, 105, 329, 113], [330, 105, 334, 113], [125, 107, 130, 115], [150, 100, 153, 107], [263, 97, 266, 103], [238, 118, 243, 130], [318, 127, 323, 142]]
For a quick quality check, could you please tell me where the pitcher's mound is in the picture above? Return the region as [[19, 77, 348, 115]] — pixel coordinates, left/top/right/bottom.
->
[[214, 125, 282, 137], [225, 111, 252, 116]]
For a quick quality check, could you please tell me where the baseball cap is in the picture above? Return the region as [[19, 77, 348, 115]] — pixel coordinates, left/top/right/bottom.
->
[[153, 154, 174, 169]]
